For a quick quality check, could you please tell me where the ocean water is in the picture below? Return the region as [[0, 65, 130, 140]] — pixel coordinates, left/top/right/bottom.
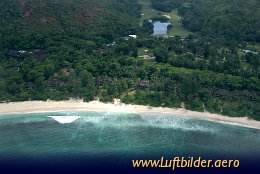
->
[[0, 111, 259, 162]]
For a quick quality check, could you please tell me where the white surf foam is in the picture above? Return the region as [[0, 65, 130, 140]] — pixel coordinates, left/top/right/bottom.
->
[[141, 115, 216, 132], [47, 116, 81, 124], [211, 120, 257, 129], [80, 112, 119, 124]]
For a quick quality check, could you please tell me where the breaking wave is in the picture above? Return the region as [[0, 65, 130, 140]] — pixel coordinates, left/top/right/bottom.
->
[[140, 114, 217, 133], [1, 111, 219, 133]]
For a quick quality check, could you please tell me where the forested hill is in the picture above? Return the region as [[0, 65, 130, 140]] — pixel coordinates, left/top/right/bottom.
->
[[0, 0, 141, 50]]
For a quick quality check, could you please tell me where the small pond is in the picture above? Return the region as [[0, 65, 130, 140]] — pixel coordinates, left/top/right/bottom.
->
[[149, 20, 171, 35]]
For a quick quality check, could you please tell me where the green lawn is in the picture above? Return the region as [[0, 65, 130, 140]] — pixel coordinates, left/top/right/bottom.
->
[[138, 48, 148, 56], [138, 0, 192, 37], [138, 47, 154, 56], [167, 9, 192, 36], [237, 49, 245, 57], [139, 0, 158, 22], [246, 43, 260, 52]]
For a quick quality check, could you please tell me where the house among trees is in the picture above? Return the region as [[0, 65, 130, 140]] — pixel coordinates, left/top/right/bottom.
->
[[9, 50, 48, 60], [240, 49, 258, 55], [31, 50, 48, 60], [23, 82, 34, 91], [183, 47, 193, 54], [196, 48, 205, 58], [180, 36, 190, 42], [46, 79, 63, 88], [140, 55, 156, 61], [137, 81, 150, 89], [97, 48, 106, 55], [129, 35, 137, 39], [8, 50, 26, 60]]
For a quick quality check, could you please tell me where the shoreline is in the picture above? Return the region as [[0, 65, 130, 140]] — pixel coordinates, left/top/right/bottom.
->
[[0, 100, 259, 129]]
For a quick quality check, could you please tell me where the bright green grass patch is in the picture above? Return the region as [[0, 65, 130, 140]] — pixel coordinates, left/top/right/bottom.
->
[[138, 0, 192, 37], [237, 49, 245, 57], [167, 9, 192, 37], [138, 48, 148, 56], [246, 43, 260, 52], [139, 0, 159, 22], [138, 47, 154, 57]]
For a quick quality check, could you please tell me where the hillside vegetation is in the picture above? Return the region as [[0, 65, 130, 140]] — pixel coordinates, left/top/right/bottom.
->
[[0, 0, 141, 50], [0, 0, 259, 120]]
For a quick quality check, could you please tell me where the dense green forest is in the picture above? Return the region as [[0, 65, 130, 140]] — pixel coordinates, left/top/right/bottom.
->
[[152, 0, 260, 43], [0, 0, 259, 120], [0, 0, 141, 50]]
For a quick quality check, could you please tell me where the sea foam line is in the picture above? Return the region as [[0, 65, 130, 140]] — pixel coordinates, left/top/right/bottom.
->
[[47, 116, 81, 124]]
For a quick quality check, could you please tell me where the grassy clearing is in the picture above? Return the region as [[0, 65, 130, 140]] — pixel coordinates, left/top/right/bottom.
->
[[138, 48, 148, 56], [139, 0, 158, 22], [138, 47, 154, 56], [167, 9, 192, 36], [246, 43, 260, 52], [237, 49, 245, 57], [138, 0, 192, 37]]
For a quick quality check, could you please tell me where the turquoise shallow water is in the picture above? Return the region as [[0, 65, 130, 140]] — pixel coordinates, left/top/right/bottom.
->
[[0, 111, 260, 160]]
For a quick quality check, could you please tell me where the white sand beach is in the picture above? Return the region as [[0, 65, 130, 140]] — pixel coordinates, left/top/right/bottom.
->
[[0, 99, 259, 129]]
